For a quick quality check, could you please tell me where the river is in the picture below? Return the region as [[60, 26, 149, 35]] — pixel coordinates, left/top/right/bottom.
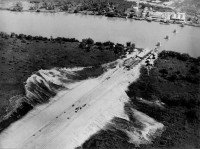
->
[[0, 10, 200, 57]]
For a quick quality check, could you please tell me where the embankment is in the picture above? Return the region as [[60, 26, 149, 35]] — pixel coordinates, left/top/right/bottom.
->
[[128, 51, 200, 149], [0, 32, 125, 132], [77, 51, 200, 149]]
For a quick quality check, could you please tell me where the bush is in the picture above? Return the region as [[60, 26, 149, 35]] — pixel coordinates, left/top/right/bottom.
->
[[106, 12, 115, 17], [167, 74, 178, 81], [189, 65, 199, 74], [82, 38, 94, 45], [74, 9, 78, 13], [185, 109, 199, 122], [18, 34, 25, 39], [86, 38, 94, 45], [159, 68, 168, 75], [177, 53, 190, 61], [95, 42, 102, 46], [185, 74, 199, 84]]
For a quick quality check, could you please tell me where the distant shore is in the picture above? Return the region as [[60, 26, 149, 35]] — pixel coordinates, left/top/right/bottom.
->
[[0, 8, 199, 28], [0, 0, 200, 28]]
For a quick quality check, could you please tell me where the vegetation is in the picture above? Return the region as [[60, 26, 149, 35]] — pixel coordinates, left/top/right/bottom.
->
[[0, 32, 126, 132], [1, 30, 199, 148], [10, 2, 23, 11], [172, 0, 200, 16], [127, 51, 200, 149], [77, 50, 200, 149]]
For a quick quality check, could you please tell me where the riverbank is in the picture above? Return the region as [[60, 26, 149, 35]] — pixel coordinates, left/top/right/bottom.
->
[[1, 8, 200, 28], [0, 32, 133, 132], [78, 50, 200, 149], [1, 10, 200, 57], [128, 51, 200, 149], [0, 0, 199, 28]]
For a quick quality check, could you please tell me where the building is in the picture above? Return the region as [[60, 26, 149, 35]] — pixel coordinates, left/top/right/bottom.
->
[[126, 4, 139, 16], [151, 0, 161, 4], [161, 12, 173, 21], [170, 13, 186, 22], [149, 11, 163, 19]]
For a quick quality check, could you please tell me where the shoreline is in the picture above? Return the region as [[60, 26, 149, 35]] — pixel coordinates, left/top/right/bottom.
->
[[0, 9, 200, 28], [0, 31, 131, 133]]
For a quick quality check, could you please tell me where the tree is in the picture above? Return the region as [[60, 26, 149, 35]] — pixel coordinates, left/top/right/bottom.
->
[[62, 4, 68, 11], [189, 65, 199, 74], [86, 38, 94, 45], [106, 12, 115, 17], [126, 42, 131, 47], [168, 74, 177, 82], [159, 68, 168, 75], [178, 53, 190, 61], [129, 43, 135, 52], [74, 9, 78, 13], [114, 44, 124, 55]]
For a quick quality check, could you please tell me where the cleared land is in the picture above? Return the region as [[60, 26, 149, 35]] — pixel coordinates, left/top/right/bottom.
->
[[0, 51, 161, 149], [0, 35, 117, 121], [78, 51, 200, 149]]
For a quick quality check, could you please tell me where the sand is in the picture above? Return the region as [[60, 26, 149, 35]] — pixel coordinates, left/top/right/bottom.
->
[[0, 50, 163, 149]]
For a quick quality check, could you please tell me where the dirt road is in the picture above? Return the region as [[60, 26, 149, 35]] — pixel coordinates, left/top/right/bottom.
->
[[0, 51, 152, 149]]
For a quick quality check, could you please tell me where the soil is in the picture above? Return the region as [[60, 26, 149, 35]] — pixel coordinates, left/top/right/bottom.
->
[[0, 35, 118, 120], [78, 51, 200, 149]]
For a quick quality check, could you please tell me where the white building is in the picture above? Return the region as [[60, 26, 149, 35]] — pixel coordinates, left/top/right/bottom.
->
[[150, 11, 163, 19], [171, 13, 186, 22], [161, 12, 172, 21], [151, 0, 161, 4]]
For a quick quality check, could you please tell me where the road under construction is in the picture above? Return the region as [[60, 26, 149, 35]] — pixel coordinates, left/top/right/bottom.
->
[[0, 48, 162, 149]]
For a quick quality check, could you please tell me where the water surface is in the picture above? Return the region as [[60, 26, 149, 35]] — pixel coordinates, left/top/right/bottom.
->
[[0, 11, 199, 57]]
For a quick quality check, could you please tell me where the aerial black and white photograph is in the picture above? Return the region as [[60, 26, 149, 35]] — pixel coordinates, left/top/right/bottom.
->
[[0, 0, 199, 148]]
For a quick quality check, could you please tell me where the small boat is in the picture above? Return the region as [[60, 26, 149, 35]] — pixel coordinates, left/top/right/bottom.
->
[[173, 29, 177, 33], [160, 22, 170, 25], [156, 42, 161, 47], [146, 17, 152, 22], [165, 22, 170, 25], [135, 17, 143, 21], [180, 23, 184, 27], [165, 35, 169, 40]]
